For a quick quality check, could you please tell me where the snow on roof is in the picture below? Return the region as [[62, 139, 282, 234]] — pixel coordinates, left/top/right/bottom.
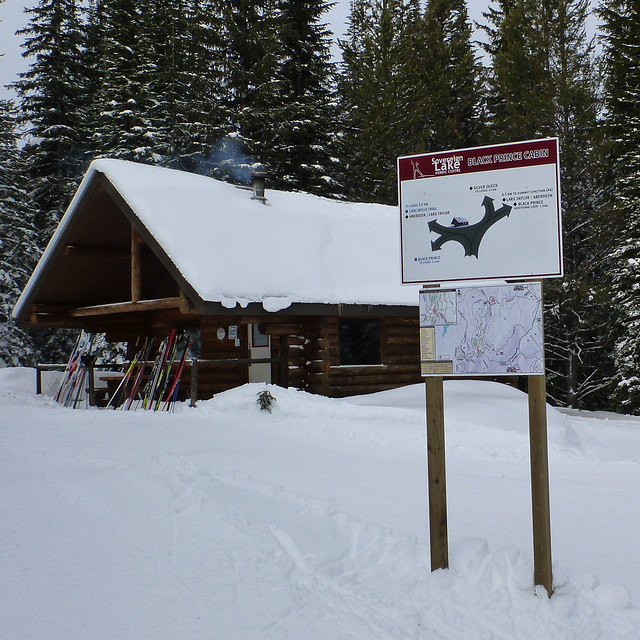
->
[[16, 159, 419, 316]]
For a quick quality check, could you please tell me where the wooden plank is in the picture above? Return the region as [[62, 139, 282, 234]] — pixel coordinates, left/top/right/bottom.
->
[[131, 227, 142, 303], [528, 374, 554, 597], [426, 376, 448, 571], [70, 297, 183, 317], [329, 383, 402, 397], [328, 373, 421, 386], [63, 245, 130, 259], [259, 323, 304, 336], [190, 359, 198, 408]]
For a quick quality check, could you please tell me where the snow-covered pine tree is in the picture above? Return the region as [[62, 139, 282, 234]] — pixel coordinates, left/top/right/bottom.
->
[[337, 0, 422, 204], [0, 100, 37, 367], [411, 0, 484, 154], [599, 0, 640, 413], [212, 0, 281, 184], [481, 0, 555, 141], [259, 0, 338, 194], [481, 0, 611, 409], [13, 0, 89, 240], [164, 0, 233, 174], [85, 0, 162, 163]]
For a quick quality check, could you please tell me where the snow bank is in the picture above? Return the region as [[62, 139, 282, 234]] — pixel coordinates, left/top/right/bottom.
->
[[2, 374, 640, 639], [0, 365, 34, 394]]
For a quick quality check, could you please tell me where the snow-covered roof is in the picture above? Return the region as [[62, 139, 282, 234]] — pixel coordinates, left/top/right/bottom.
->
[[16, 159, 418, 318]]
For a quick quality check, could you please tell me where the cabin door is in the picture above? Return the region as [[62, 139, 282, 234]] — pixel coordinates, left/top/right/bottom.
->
[[248, 324, 272, 383]]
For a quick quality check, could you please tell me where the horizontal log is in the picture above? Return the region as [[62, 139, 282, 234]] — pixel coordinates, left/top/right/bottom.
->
[[32, 303, 74, 314], [329, 384, 404, 398], [25, 309, 85, 328], [385, 355, 421, 366], [63, 244, 130, 259], [383, 316, 420, 326], [259, 323, 304, 336], [385, 335, 420, 345], [329, 364, 419, 376], [386, 343, 420, 356], [304, 372, 330, 385], [70, 297, 184, 317], [384, 325, 420, 336], [304, 361, 327, 374], [304, 346, 327, 358], [178, 291, 198, 314], [328, 374, 422, 386]]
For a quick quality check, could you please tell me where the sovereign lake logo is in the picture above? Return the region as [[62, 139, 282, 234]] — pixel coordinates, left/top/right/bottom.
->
[[431, 155, 463, 175]]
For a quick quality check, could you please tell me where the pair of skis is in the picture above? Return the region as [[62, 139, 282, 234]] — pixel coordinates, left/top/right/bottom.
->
[[58, 331, 191, 411], [104, 337, 154, 409], [55, 331, 95, 408], [128, 331, 191, 412]]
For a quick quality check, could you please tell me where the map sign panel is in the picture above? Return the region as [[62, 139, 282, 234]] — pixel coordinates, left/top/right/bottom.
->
[[399, 138, 563, 285], [419, 283, 544, 376]]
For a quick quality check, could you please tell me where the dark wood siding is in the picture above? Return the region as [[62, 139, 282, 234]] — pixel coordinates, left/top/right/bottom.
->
[[265, 315, 422, 399], [198, 317, 249, 397]]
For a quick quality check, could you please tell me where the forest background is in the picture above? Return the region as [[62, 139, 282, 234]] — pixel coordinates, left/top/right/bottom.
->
[[0, 0, 639, 414]]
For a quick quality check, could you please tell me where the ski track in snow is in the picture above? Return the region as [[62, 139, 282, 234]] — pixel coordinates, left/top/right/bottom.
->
[[1, 370, 640, 639]]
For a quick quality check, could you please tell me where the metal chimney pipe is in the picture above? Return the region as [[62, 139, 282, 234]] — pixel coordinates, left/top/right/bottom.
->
[[251, 170, 267, 204]]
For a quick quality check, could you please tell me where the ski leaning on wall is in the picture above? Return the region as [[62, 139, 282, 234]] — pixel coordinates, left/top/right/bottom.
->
[[55, 331, 192, 411], [54, 331, 95, 408], [133, 331, 191, 412]]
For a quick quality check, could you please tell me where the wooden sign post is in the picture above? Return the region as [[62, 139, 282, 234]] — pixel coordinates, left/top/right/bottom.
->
[[400, 139, 562, 597], [528, 374, 554, 596], [426, 376, 448, 571], [424, 374, 554, 596]]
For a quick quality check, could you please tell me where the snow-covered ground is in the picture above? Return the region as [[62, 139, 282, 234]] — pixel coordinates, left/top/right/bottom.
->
[[1, 368, 639, 639]]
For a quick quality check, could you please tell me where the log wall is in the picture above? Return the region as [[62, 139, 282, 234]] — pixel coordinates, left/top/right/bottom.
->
[[198, 317, 248, 397], [92, 312, 422, 401], [276, 315, 422, 398]]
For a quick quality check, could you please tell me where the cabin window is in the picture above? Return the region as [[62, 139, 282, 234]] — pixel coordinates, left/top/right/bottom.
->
[[251, 323, 269, 348], [339, 318, 382, 365]]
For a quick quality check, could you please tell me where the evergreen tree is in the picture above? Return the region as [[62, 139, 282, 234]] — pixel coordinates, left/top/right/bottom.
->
[[204, 0, 277, 183], [599, 0, 640, 413], [167, 0, 233, 174], [85, 0, 162, 162], [481, 0, 555, 141], [259, 0, 337, 194], [0, 100, 37, 367], [13, 0, 89, 239], [337, 0, 481, 204], [337, 0, 422, 204], [413, 0, 484, 153], [482, 0, 610, 409]]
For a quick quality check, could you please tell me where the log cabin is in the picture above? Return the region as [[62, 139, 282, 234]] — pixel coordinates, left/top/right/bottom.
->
[[14, 159, 423, 399]]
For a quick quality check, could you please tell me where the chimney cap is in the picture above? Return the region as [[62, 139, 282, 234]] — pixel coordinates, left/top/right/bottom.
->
[[250, 167, 267, 204]]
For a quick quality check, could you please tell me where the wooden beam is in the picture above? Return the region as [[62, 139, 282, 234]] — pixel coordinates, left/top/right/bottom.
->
[[259, 323, 304, 336], [178, 289, 198, 314], [63, 245, 129, 259], [32, 303, 74, 314], [528, 374, 554, 597], [25, 311, 86, 328], [426, 376, 448, 571], [70, 297, 183, 317], [131, 227, 142, 303]]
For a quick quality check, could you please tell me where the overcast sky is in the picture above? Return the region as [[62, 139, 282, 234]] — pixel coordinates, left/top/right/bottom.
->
[[0, 0, 501, 101]]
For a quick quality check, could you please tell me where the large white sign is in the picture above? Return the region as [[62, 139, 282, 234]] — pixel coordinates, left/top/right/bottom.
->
[[399, 138, 563, 285], [419, 283, 544, 376]]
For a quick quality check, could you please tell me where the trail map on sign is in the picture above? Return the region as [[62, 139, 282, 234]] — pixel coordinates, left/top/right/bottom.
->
[[419, 283, 544, 376]]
